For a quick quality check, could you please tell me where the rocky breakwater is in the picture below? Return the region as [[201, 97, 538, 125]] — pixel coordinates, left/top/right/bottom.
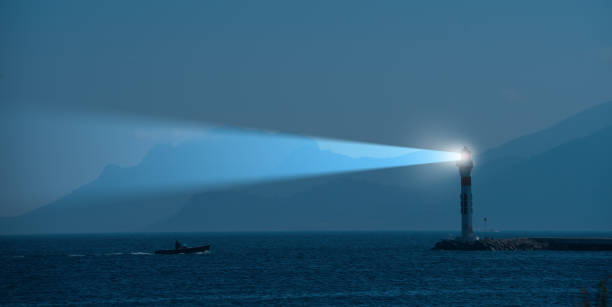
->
[[433, 238, 547, 251], [433, 237, 612, 251]]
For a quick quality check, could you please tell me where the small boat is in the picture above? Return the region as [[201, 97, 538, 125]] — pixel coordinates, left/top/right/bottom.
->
[[155, 245, 210, 255]]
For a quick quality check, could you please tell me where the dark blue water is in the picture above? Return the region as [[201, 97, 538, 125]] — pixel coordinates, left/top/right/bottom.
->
[[1, 232, 611, 306]]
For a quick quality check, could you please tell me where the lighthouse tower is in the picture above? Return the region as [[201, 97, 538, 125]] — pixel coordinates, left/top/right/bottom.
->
[[456, 146, 474, 240]]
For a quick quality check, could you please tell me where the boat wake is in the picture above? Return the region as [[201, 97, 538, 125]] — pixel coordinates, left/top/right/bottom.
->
[[65, 252, 154, 257], [130, 252, 153, 256]]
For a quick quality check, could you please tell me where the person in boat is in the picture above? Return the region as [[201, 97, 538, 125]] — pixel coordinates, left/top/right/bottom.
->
[[175, 240, 185, 250]]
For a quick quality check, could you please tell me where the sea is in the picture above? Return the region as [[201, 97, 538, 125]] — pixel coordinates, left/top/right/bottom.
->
[[1, 231, 611, 306]]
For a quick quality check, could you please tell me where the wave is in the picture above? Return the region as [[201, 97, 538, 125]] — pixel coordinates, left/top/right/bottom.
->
[[68, 254, 85, 257]]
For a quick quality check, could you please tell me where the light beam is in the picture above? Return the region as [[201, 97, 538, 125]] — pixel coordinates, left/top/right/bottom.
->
[[94, 124, 461, 194]]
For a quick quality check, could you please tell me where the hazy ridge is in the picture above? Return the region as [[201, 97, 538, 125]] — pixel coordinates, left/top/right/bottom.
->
[[2, 101, 611, 234]]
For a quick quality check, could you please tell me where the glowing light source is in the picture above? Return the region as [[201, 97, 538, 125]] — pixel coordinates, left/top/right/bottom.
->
[[460, 146, 472, 161]]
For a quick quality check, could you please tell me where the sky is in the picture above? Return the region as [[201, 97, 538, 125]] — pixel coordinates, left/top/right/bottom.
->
[[1, 0, 611, 216]]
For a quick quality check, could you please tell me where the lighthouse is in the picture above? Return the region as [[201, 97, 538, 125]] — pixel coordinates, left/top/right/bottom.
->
[[456, 146, 474, 240]]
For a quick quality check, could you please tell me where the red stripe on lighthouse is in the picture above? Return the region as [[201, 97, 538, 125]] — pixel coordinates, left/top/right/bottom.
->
[[461, 176, 471, 186]]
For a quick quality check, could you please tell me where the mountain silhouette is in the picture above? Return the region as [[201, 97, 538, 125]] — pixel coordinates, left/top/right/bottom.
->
[[481, 100, 612, 163], [1, 101, 611, 234], [0, 128, 450, 234]]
